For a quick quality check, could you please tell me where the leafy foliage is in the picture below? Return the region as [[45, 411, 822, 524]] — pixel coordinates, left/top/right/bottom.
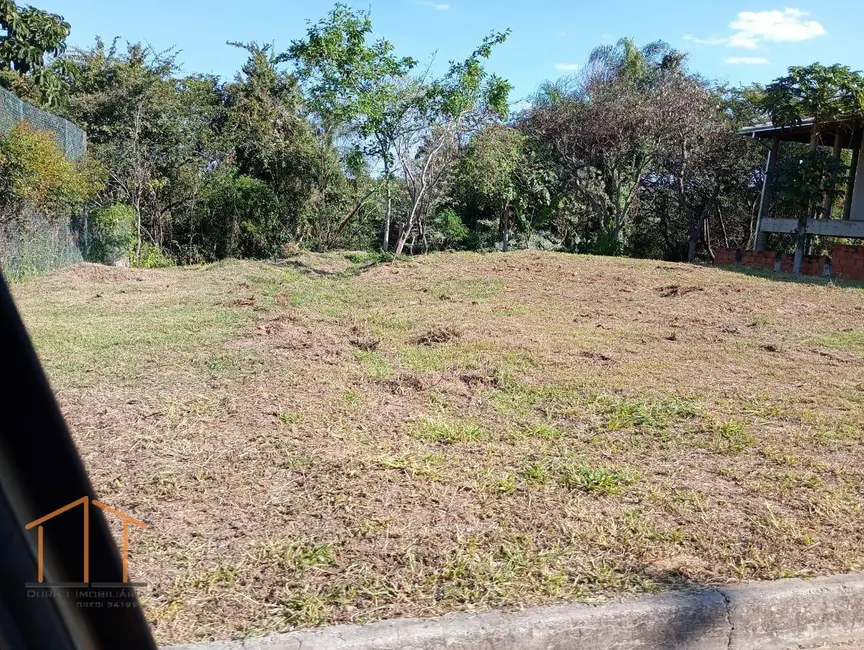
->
[[773, 150, 847, 219], [3, 2, 857, 272], [0, 0, 70, 105], [761, 64, 864, 131], [87, 202, 134, 264], [0, 121, 102, 218], [199, 173, 282, 259]]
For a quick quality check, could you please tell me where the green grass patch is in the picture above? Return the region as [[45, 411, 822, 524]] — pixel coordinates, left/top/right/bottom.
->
[[522, 461, 552, 484], [376, 453, 445, 480], [344, 251, 402, 266], [352, 349, 393, 380], [816, 329, 864, 351], [558, 461, 636, 495], [596, 395, 698, 431], [711, 419, 755, 453], [430, 276, 504, 302], [414, 417, 484, 444]]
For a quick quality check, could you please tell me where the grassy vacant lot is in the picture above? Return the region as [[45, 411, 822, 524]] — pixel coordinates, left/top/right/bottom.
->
[[12, 251, 864, 644]]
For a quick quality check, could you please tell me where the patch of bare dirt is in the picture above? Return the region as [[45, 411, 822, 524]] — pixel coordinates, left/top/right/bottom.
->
[[656, 284, 705, 297], [43, 262, 156, 284], [348, 324, 380, 351], [413, 325, 461, 345]]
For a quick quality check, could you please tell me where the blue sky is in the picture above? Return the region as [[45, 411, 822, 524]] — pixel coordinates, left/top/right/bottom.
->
[[41, 0, 864, 104]]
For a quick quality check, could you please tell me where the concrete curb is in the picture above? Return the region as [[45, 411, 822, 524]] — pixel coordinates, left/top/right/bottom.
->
[[165, 573, 864, 650]]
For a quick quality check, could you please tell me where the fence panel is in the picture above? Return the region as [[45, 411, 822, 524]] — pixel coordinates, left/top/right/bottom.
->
[[0, 86, 87, 161], [0, 87, 90, 280]]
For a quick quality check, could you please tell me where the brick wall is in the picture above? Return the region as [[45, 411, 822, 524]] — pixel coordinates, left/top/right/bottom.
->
[[713, 246, 834, 278], [831, 244, 864, 281], [738, 250, 777, 270]]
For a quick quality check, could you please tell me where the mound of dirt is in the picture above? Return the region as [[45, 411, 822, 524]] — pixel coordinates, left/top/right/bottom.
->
[[413, 325, 461, 345], [45, 262, 152, 284]]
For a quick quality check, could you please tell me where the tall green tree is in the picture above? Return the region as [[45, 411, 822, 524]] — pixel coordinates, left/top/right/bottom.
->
[[391, 31, 512, 255], [288, 4, 416, 250], [60, 41, 221, 262], [455, 124, 552, 251], [223, 41, 317, 244], [0, 0, 70, 105]]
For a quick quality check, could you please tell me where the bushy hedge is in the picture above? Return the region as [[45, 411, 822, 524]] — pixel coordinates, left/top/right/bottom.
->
[[0, 122, 105, 280], [199, 173, 283, 260], [87, 203, 134, 264], [0, 122, 103, 218]]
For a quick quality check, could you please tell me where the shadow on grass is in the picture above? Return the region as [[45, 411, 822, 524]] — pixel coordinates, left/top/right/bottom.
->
[[270, 258, 383, 279], [272, 259, 344, 277], [272, 252, 411, 279], [709, 263, 864, 289]]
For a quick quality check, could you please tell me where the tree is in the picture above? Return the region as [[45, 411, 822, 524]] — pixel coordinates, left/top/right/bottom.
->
[[525, 39, 762, 261], [526, 73, 664, 252], [761, 64, 864, 272], [0, 0, 70, 106], [454, 124, 553, 251], [585, 37, 685, 89], [60, 41, 220, 262], [455, 124, 521, 251], [391, 31, 512, 255], [652, 76, 753, 262], [288, 4, 417, 250], [222, 42, 315, 245]]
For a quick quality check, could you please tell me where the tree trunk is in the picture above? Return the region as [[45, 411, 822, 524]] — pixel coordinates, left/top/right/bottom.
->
[[381, 161, 391, 251], [794, 131, 820, 273], [393, 223, 411, 255], [686, 212, 701, 263], [687, 190, 719, 263], [134, 196, 142, 264], [704, 213, 714, 260], [717, 203, 730, 249]]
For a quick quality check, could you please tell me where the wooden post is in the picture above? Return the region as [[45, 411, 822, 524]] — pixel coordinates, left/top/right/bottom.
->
[[822, 129, 844, 219], [844, 131, 860, 221], [754, 134, 779, 251], [794, 131, 821, 273]]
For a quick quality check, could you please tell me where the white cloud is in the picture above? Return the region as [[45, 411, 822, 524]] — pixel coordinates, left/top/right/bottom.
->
[[557, 31, 567, 37], [684, 34, 727, 46], [726, 56, 770, 64], [729, 9, 824, 47], [417, 0, 450, 9], [554, 63, 581, 71], [599, 33, 615, 44], [685, 8, 825, 50]]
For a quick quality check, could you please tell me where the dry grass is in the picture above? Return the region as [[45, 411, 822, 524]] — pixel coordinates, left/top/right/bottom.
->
[[12, 251, 864, 644]]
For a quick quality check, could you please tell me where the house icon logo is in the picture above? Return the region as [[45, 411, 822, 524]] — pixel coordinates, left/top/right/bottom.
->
[[25, 495, 146, 585]]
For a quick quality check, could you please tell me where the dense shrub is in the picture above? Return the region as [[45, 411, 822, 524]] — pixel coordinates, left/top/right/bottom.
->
[[136, 242, 173, 268], [430, 209, 470, 249], [0, 122, 103, 219], [87, 203, 134, 264], [199, 174, 283, 260]]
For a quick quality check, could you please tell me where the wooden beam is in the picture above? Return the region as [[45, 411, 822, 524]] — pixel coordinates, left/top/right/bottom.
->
[[845, 132, 860, 221], [754, 134, 779, 251], [822, 129, 844, 218]]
